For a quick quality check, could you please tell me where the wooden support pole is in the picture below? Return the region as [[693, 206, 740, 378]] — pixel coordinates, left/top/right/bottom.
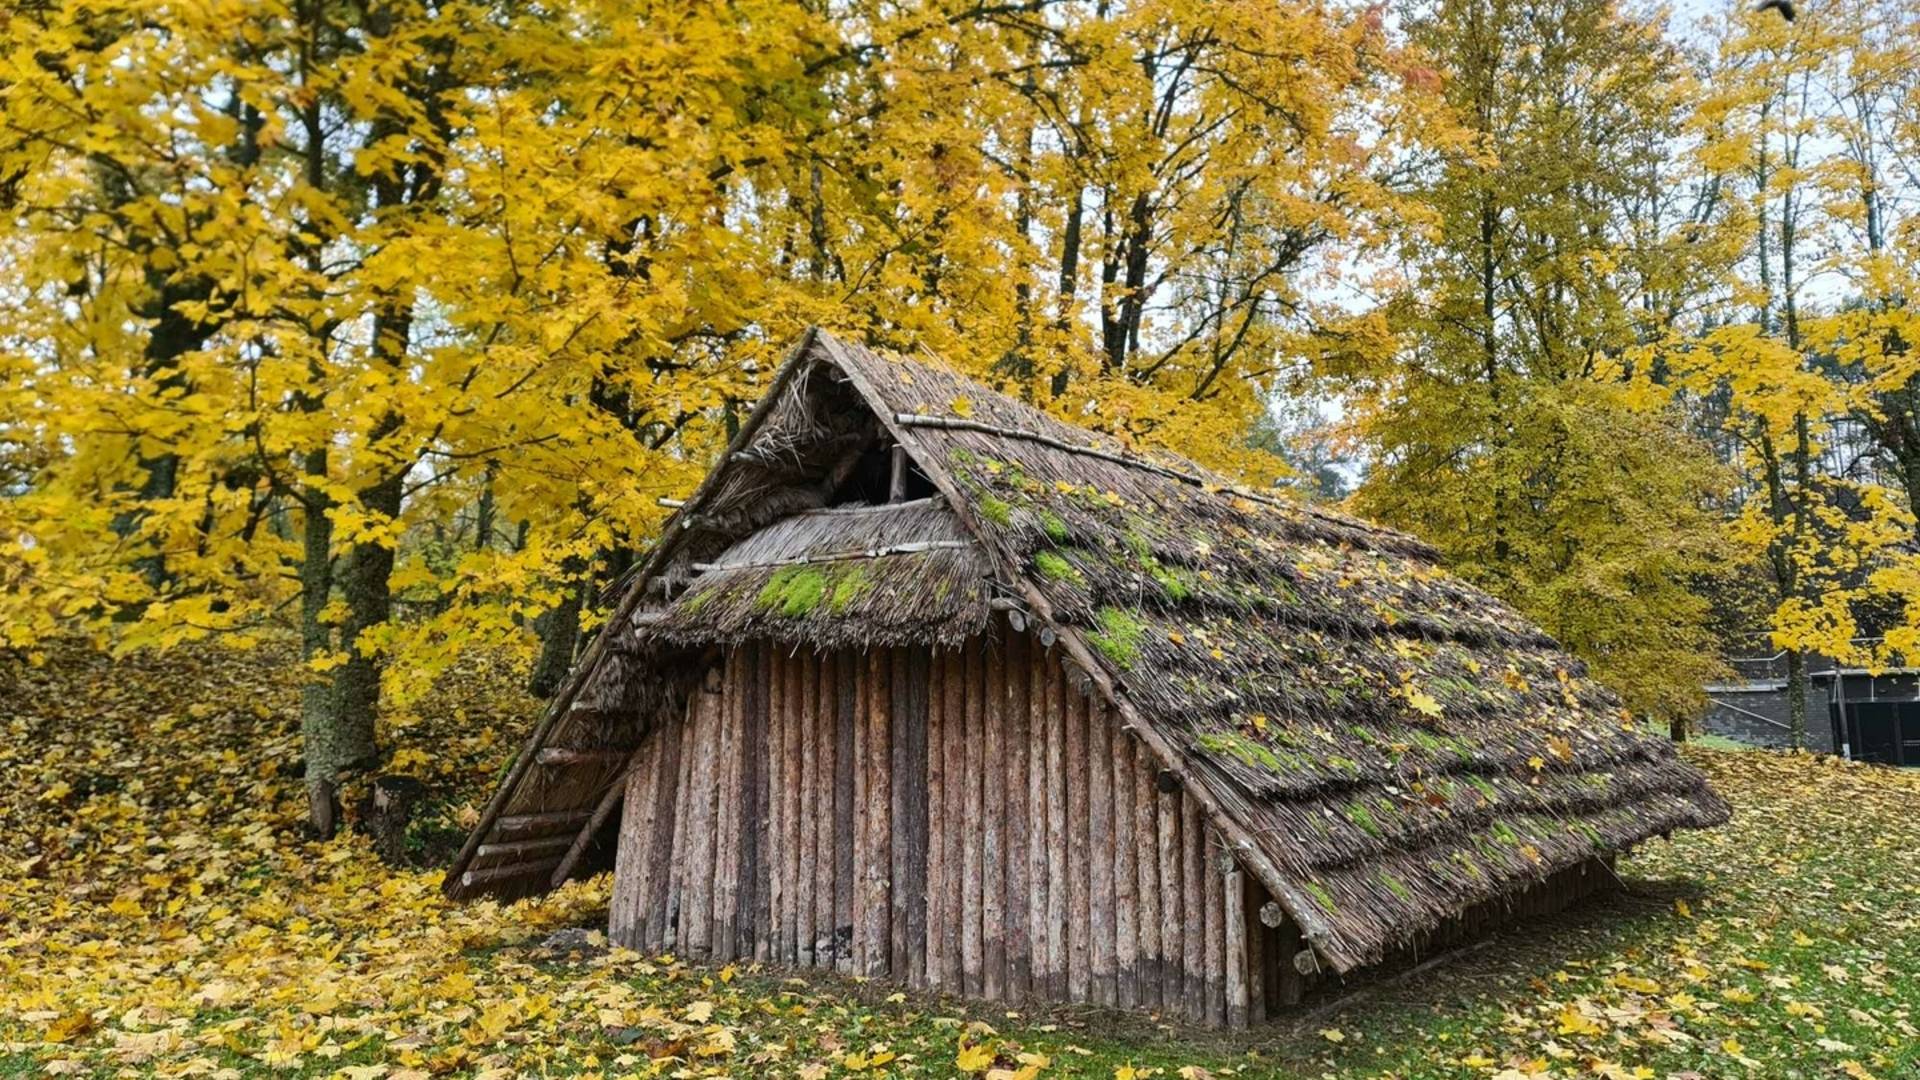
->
[[814, 649, 836, 967], [1088, 699, 1115, 1008], [982, 640, 1006, 1002], [944, 641, 968, 991], [835, 650, 857, 974], [1066, 680, 1091, 1003], [1157, 768, 1183, 1010], [797, 650, 818, 967], [1225, 860, 1248, 1029], [962, 642, 984, 997], [1044, 647, 1068, 1000], [1111, 718, 1137, 1011], [863, 647, 892, 978], [925, 650, 949, 991], [1004, 629, 1031, 1004], [1183, 794, 1205, 1021], [1133, 740, 1161, 1011]]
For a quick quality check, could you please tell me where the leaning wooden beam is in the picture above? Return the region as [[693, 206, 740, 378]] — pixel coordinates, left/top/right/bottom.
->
[[689, 540, 972, 574], [535, 747, 630, 767], [891, 411, 1408, 547], [547, 749, 642, 887], [460, 856, 564, 889], [446, 328, 823, 899]]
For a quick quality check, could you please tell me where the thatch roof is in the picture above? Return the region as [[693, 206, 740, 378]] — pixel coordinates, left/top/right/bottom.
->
[[446, 328, 1728, 975]]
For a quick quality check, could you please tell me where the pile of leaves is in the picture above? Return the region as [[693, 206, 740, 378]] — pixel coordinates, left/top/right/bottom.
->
[[3, 640, 1917, 1078]]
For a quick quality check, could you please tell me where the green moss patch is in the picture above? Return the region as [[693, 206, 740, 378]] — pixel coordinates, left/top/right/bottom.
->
[[979, 494, 1014, 527], [1088, 605, 1147, 667], [1032, 550, 1083, 585], [828, 565, 872, 613], [757, 566, 829, 617]]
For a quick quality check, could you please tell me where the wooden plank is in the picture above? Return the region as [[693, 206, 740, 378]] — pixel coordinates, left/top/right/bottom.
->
[[1157, 775, 1182, 1010], [1003, 629, 1030, 1004], [961, 641, 984, 998], [983, 640, 1005, 1002], [943, 641, 967, 992], [1066, 677, 1090, 1003], [1089, 698, 1115, 1008], [863, 647, 892, 977], [1111, 717, 1137, 1011], [1133, 740, 1161, 1011], [1225, 860, 1248, 1029], [1043, 645, 1068, 1000], [925, 649, 949, 992]]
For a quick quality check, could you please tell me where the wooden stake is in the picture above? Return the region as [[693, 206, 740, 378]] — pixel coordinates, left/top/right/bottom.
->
[[608, 731, 657, 948], [1044, 646, 1068, 1000], [1066, 679, 1090, 1003], [814, 648, 836, 967], [832, 650, 856, 973], [983, 639, 1006, 1001], [903, 647, 929, 987], [1111, 719, 1137, 1011], [797, 650, 818, 967], [1088, 698, 1115, 1007], [1134, 739, 1161, 1011], [1225, 860, 1248, 1029], [863, 647, 892, 978], [1182, 792, 1205, 1021], [1157, 763, 1182, 1010], [710, 653, 742, 962], [1003, 629, 1031, 1003], [925, 649, 949, 991], [962, 642, 984, 997], [944, 642, 967, 992]]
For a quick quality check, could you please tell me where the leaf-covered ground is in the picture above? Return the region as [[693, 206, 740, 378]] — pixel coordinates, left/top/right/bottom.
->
[[3, 641, 1917, 1079]]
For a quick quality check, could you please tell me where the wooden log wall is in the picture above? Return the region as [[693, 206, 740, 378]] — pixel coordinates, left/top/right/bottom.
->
[[607, 630, 1621, 1028]]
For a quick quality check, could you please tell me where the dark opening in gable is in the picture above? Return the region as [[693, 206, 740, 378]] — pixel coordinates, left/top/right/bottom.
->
[[829, 440, 936, 506]]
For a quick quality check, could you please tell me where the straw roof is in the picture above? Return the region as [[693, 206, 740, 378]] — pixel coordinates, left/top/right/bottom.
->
[[447, 329, 1728, 975]]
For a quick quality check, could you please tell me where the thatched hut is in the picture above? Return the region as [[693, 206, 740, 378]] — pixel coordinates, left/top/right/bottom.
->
[[446, 329, 1729, 1026]]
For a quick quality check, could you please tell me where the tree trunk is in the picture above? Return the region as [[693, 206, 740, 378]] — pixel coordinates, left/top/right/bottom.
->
[[298, 444, 344, 837], [1785, 647, 1807, 751], [530, 554, 586, 698]]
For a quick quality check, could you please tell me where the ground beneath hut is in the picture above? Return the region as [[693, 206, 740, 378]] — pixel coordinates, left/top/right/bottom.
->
[[3, 640, 1916, 1079]]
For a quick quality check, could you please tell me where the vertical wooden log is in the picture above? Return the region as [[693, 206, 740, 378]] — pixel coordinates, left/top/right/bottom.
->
[[943, 642, 967, 991], [645, 709, 684, 953], [711, 653, 742, 963], [1244, 875, 1266, 1025], [925, 650, 949, 992], [863, 647, 892, 978], [962, 642, 984, 998], [1003, 630, 1031, 1003], [1203, 832, 1226, 1027], [833, 651, 857, 973], [1111, 721, 1137, 1011], [609, 730, 657, 948], [1225, 861, 1248, 1029], [1134, 742, 1161, 1011], [1044, 651, 1068, 1000], [1156, 780, 1182, 1012], [768, 648, 789, 963], [783, 647, 805, 965], [664, 695, 700, 952], [904, 647, 930, 987], [1066, 678, 1090, 1003], [742, 643, 770, 960], [982, 640, 1005, 1002], [815, 649, 838, 968], [797, 650, 818, 967], [684, 677, 720, 958], [850, 649, 868, 974], [1027, 637, 1051, 1002], [1088, 699, 1115, 1007], [1182, 794, 1205, 1021]]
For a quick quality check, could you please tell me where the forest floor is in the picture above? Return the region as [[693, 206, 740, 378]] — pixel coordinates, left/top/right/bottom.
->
[[3, 639, 1918, 1080]]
